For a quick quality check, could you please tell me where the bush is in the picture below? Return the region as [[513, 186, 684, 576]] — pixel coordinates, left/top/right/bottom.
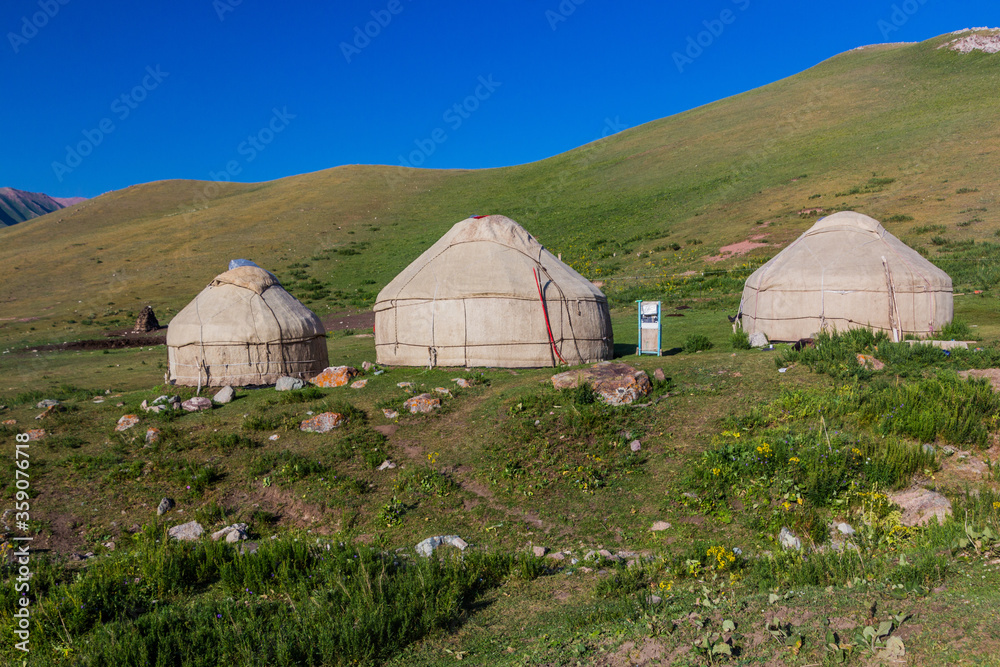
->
[[938, 319, 973, 340], [855, 373, 1000, 447], [683, 334, 713, 353], [730, 329, 752, 350]]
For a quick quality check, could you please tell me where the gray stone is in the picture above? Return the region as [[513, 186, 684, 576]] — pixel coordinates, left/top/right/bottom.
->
[[749, 332, 769, 348], [888, 487, 953, 527], [445, 535, 469, 550], [151, 395, 178, 406], [550, 362, 653, 406], [213, 386, 235, 405], [181, 397, 212, 412], [415, 534, 468, 557], [157, 497, 175, 515], [630, 439, 641, 452], [362, 361, 374, 371], [598, 549, 618, 561], [532, 545, 548, 558], [211, 523, 249, 542], [547, 552, 565, 561], [238, 541, 259, 556], [835, 522, 856, 535], [650, 521, 672, 531], [377, 460, 397, 471], [779, 526, 801, 551], [653, 368, 666, 382], [275, 376, 305, 391], [36, 399, 60, 409], [168, 521, 204, 541], [647, 595, 663, 605]]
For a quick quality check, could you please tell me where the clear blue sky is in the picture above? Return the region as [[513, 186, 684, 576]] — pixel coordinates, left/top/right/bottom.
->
[[3, 0, 997, 198]]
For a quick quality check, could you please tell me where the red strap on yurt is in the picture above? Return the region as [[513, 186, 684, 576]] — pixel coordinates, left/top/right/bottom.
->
[[533, 267, 567, 365]]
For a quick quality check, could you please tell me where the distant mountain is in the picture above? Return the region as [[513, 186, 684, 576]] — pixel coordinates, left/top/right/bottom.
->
[[0, 187, 86, 226]]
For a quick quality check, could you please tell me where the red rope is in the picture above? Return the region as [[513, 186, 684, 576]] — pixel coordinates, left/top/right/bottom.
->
[[534, 267, 566, 365]]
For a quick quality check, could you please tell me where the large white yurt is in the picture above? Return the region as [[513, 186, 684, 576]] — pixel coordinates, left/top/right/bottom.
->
[[740, 211, 953, 341], [167, 264, 329, 386], [374, 215, 613, 367]]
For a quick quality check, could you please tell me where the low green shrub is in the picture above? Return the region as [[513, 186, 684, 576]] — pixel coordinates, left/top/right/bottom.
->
[[683, 334, 713, 353], [730, 329, 752, 350]]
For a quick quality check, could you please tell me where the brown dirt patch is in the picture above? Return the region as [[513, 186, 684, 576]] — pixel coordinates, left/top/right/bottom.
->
[[22, 333, 166, 353], [705, 240, 770, 263], [593, 638, 670, 666], [231, 486, 340, 531], [321, 310, 375, 332], [959, 368, 1000, 391]]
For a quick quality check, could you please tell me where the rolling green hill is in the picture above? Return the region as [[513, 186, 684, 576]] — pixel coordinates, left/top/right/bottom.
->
[[2, 31, 998, 346]]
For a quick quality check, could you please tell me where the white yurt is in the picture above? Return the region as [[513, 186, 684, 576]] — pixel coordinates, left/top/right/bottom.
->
[[374, 215, 613, 367], [167, 263, 329, 386], [740, 211, 953, 341]]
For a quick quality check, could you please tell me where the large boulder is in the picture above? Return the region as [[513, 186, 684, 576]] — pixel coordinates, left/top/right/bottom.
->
[[310, 366, 359, 388], [888, 488, 952, 527], [275, 376, 305, 391], [213, 386, 235, 404], [168, 521, 204, 541], [300, 412, 346, 433], [749, 332, 769, 348], [551, 362, 652, 406], [181, 397, 213, 412], [403, 394, 441, 414], [115, 415, 140, 431]]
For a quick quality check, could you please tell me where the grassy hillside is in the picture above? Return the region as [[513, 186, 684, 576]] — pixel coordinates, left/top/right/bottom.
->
[[2, 32, 999, 347]]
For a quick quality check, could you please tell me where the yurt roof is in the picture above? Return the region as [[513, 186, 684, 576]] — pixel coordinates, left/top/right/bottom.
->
[[376, 215, 606, 305], [167, 266, 324, 347], [744, 211, 950, 293]]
